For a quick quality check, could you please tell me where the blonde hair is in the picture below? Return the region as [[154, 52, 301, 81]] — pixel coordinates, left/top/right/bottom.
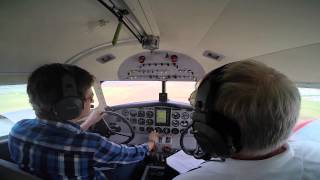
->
[[213, 60, 300, 156]]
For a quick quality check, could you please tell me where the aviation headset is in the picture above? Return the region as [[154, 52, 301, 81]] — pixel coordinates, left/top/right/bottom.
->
[[191, 63, 242, 160], [52, 66, 84, 121]]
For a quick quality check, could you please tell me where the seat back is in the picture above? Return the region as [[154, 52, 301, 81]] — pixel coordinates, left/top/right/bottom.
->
[[0, 159, 41, 180], [0, 138, 11, 162]]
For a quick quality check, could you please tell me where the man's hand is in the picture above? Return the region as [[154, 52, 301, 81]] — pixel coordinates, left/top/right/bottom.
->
[[80, 109, 106, 131], [147, 131, 159, 152]]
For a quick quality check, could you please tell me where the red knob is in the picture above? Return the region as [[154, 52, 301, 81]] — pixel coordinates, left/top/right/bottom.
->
[[138, 56, 145, 63], [171, 55, 178, 62]]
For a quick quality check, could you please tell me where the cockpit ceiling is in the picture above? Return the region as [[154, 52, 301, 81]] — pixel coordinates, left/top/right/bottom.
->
[[0, 0, 133, 72], [0, 0, 320, 83]]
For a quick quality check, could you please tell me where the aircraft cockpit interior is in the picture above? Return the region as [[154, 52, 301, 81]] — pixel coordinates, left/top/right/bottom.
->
[[87, 50, 204, 179], [1, 0, 320, 179]]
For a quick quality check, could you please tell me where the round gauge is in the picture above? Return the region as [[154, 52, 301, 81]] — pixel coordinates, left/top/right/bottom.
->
[[138, 110, 145, 117], [155, 127, 162, 133], [129, 110, 137, 117], [146, 119, 154, 125], [172, 112, 180, 119], [146, 111, 154, 118], [172, 120, 179, 127], [181, 112, 189, 119], [163, 128, 170, 134], [180, 120, 189, 127], [138, 118, 145, 125]]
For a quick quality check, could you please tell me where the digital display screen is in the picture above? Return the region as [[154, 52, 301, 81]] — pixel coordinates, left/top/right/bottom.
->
[[156, 110, 167, 124], [155, 108, 170, 126]]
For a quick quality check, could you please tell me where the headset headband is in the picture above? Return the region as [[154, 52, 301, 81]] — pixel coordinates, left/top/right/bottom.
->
[[195, 65, 227, 113]]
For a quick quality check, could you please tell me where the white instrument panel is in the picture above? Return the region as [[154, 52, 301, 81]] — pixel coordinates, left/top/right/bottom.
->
[[119, 107, 193, 137], [111, 102, 197, 152]]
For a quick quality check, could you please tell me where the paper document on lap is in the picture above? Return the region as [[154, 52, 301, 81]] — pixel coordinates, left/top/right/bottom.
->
[[166, 150, 205, 174]]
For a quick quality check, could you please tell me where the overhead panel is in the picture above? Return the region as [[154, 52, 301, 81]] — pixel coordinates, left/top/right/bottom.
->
[[118, 50, 205, 81]]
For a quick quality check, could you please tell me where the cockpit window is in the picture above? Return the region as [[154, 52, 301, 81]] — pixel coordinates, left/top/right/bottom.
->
[[101, 81, 196, 105], [101, 81, 161, 106], [0, 84, 33, 136], [0, 85, 98, 137], [298, 88, 320, 123], [0, 84, 31, 114], [166, 81, 196, 103]]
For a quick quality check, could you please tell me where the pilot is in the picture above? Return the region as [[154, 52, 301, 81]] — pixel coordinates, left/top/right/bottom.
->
[[8, 63, 158, 180], [175, 60, 320, 180]]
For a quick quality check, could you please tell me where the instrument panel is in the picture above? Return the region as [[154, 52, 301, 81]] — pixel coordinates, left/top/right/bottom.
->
[[110, 102, 196, 152], [102, 101, 198, 168], [120, 107, 193, 137]]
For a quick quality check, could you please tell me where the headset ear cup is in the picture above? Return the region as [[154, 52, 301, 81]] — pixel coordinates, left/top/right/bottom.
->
[[193, 122, 231, 158], [54, 97, 83, 121], [53, 73, 84, 121]]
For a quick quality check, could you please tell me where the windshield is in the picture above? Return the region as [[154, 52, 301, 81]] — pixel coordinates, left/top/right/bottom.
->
[[0, 83, 319, 137], [101, 81, 320, 123], [101, 81, 196, 105]]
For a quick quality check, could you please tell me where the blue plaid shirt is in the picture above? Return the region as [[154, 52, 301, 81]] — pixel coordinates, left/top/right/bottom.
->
[[8, 119, 149, 180]]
